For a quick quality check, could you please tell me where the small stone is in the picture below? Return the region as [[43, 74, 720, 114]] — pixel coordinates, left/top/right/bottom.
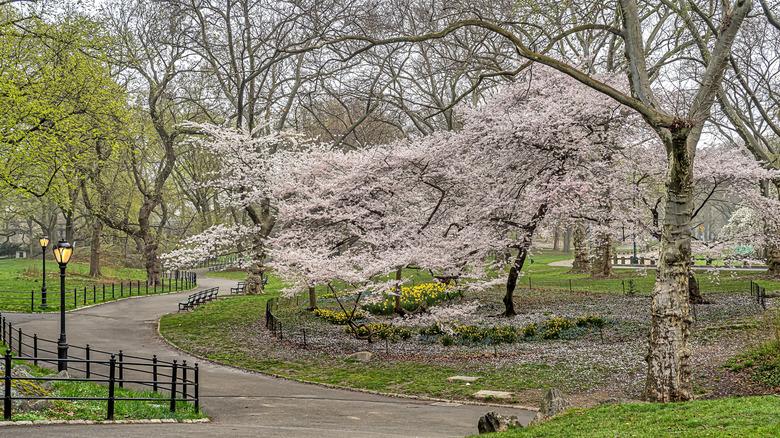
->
[[346, 351, 373, 362], [539, 388, 570, 418], [473, 390, 513, 400], [477, 411, 521, 434], [149, 419, 162, 423], [447, 375, 480, 383]]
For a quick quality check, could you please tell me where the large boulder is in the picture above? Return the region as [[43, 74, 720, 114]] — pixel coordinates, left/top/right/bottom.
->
[[477, 411, 521, 434], [539, 388, 570, 418]]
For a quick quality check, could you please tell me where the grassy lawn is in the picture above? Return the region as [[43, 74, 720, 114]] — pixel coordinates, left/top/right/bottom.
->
[[0, 259, 194, 312], [160, 253, 776, 405], [205, 270, 247, 281], [521, 251, 780, 295], [160, 276, 602, 404], [478, 395, 780, 437], [3, 346, 203, 422]]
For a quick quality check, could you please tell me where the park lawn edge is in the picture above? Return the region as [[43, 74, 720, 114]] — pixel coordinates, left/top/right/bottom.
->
[[155, 310, 538, 412], [2, 346, 206, 422], [473, 395, 780, 437]]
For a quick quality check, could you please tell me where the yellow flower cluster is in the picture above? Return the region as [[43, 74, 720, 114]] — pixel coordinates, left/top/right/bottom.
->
[[313, 308, 364, 325], [367, 282, 454, 315]]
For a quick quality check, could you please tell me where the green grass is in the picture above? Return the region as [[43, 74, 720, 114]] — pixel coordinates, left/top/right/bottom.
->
[[478, 396, 780, 437], [520, 251, 780, 295], [2, 345, 203, 422], [205, 270, 247, 281], [726, 340, 780, 388], [0, 258, 194, 312], [160, 275, 602, 404]]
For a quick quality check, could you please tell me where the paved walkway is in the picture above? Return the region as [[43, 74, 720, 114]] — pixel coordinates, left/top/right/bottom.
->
[[3, 275, 534, 437]]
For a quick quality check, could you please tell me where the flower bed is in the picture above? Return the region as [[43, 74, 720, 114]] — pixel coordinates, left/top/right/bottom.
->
[[362, 282, 461, 315]]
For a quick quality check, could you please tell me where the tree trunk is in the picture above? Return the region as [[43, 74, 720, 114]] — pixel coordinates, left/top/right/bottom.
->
[[767, 246, 780, 277], [245, 235, 266, 294], [589, 232, 613, 278], [571, 225, 589, 273], [688, 271, 705, 304], [89, 219, 102, 278], [552, 227, 560, 251], [143, 238, 161, 285], [644, 131, 694, 402], [503, 246, 530, 317], [393, 267, 405, 315], [307, 285, 317, 310]]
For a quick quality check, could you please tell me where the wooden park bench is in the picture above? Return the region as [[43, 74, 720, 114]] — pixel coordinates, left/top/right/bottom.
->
[[230, 282, 246, 294], [229, 277, 268, 295], [178, 287, 219, 311]]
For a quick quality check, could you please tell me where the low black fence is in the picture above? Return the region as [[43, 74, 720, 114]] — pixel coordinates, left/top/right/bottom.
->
[[1, 271, 197, 312], [0, 313, 199, 420], [195, 256, 243, 271], [751, 281, 768, 310]]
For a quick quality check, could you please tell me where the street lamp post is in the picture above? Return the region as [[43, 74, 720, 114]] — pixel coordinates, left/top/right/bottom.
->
[[52, 240, 73, 371], [39, 237, 49, 309]]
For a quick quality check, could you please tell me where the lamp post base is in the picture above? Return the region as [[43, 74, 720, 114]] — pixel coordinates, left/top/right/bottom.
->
[[57, 341, 68, 371]]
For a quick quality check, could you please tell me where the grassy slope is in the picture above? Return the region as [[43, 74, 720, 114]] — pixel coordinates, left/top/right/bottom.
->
[[479, 396, 780, 437], [0, 259, 193, 312], [160, 276, 596, 403], [162, 252, 777, 407]]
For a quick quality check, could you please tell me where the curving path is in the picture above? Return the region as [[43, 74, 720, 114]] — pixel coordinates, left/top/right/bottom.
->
[[3, 274, 535, 438]]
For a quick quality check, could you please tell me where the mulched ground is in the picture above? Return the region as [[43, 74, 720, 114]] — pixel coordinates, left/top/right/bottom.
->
[[259, 290, 777, 406]]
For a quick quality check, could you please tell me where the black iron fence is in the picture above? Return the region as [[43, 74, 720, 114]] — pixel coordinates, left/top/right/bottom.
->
[[194, 256, 243, 271], [0, 271, 197, 313], [0, 313, 199, 420], [751, 281, 768, 310]]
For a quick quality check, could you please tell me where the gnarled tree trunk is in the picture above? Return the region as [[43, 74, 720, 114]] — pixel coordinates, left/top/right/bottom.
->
[[644, 131, 694, 402], [589, 232, 613, 278], [571, 225, 589, 273], [766, 244, 780, 277]]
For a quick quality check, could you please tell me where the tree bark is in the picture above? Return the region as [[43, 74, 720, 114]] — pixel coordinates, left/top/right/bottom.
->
[[143, 237, 161, 285], [307, 285, 317, 310], [563, 228, 571, 253], [571, 225, 589, 273], [552, 227, 560, 251], [503, 245, 529, 317], [89, 219, 102, 278], [767, 245, 780, 277], [644, 130, 694, 402], [589, 232, 613, 278], [688, 271, 705, 304]]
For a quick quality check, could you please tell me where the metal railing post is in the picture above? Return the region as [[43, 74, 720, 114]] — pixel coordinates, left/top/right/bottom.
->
[[85, 344, 91, 378], [118, 350, 124, 388], [4, 350, 11, 420], [194, 363, 199, 413], [33, 334, 38, 366], [17, 328, 21, 356], [152, 355, 158, 392], [182, 360, 188, 399], [107, 355, 116, 420], [170, 360, 178, 412]]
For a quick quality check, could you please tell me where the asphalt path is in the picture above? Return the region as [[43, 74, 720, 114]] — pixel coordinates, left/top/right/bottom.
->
[[3, 274, 535, 437]]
